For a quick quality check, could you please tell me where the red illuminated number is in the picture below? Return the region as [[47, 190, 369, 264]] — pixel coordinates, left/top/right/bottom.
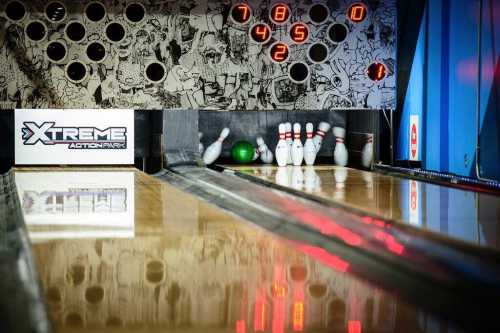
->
[[376, 64, 385, 80], [270, 42, 289, 63], [274, 45, 287, 60], [250, 23, 271, 43], [255, 26, 268, 40], [238, 5, 250, 21], [290, 23, 309, 43], [231, 4, 252, 24], [348, 3, 367, 22], [367, 62, 386, 81], [270, 3, 290, 24]]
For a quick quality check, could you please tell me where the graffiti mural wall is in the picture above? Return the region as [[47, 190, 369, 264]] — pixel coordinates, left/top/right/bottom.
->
[[0, 0, 396, 110]]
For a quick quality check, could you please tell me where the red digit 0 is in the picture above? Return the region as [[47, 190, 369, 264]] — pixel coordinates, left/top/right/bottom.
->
[[350, 5, 365, 21]]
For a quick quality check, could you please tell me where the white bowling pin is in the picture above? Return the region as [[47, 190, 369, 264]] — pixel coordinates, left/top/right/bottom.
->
[[291, 123, 304, 166], [256, 136, 274, 164], [303, 123, 317, 166], [253, 149, 260, 161], [203, 127, 230, 165], [333, 127, 348, 167], [199, 132, 204, 155], [285, 122, 293, 164], [275, 123, 289, 167], [275, 166, 291, 187], [312, 122, 331, 153], [361, 135, 374, 169], [291, 166, 304, 190]]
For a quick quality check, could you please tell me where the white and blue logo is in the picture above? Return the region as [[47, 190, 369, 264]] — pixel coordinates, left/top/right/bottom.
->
[[21, 122, 127, 149]]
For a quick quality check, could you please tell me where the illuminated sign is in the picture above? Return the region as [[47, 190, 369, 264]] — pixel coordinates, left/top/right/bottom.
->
[[250, 23, 271, 43], [348, 3, 367, 23], [367, 62, 387, 81], [231, 3, 252, 24], [290, 22, 309, 44], [270, 3, 290, 25], [269, 42, 289, 63]]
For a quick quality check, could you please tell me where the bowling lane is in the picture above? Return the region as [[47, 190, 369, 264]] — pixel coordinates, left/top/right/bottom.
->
[[13, 167, 458, 333], [227, 165, 500, 250]]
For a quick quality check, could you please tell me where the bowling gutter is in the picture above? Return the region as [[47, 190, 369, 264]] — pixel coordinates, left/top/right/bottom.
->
[[0, 170, 53, 333], [159, 165, 500, 332]]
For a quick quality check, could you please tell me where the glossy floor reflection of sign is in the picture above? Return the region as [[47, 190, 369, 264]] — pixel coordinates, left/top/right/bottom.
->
[[15, 171, 134, 240]]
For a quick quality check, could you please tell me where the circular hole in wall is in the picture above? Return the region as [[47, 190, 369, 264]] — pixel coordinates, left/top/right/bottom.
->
[[125, 3, 146, 24], [5, 1, 26, 22], [25, 20, 47, 42], [46, 40, 67, 63], [308, 42, 329, 63], [145, 62, 166, 83], [45, 1, 66, 23], [328, 23, 348, 44], [308, 3, 329, 25], [105, 22, 126, 43], [65, 61, 88, 83], [288, 61, 309, 83], [65, 21, 86, 42], [85, 1, 106, 23], [86, 42, 106, 62]]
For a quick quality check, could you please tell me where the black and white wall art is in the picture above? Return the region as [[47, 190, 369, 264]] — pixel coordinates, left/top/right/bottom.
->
[[0, 0, 396, 110]]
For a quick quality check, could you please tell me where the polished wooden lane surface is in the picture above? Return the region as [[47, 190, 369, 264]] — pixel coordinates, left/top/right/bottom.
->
[[13, 167, 437, 333], [228, 165, 500, 249]]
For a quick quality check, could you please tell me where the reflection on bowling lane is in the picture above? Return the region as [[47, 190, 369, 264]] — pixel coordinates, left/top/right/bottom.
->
[[15, 170, 135, 240], [14, 168, 449, 332], [230, 165, 500, 249]]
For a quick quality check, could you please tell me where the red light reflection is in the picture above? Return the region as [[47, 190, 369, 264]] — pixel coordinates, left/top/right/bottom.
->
[[348, 320, 362, 333], [236, 320, 246, 333], [294, 244, 349, 273]]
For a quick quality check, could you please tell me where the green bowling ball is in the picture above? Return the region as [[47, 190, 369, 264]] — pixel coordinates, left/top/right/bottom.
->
[[231, 140, 255, 164]]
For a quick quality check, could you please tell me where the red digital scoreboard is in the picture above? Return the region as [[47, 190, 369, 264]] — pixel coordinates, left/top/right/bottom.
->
[[290, 23, 309, 44], [270, 3, 291, 25], [348, 3, 367, 23], [269, 42, 289, 63], [231, 3, 252, 24], [250, 23, 271, 43]]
